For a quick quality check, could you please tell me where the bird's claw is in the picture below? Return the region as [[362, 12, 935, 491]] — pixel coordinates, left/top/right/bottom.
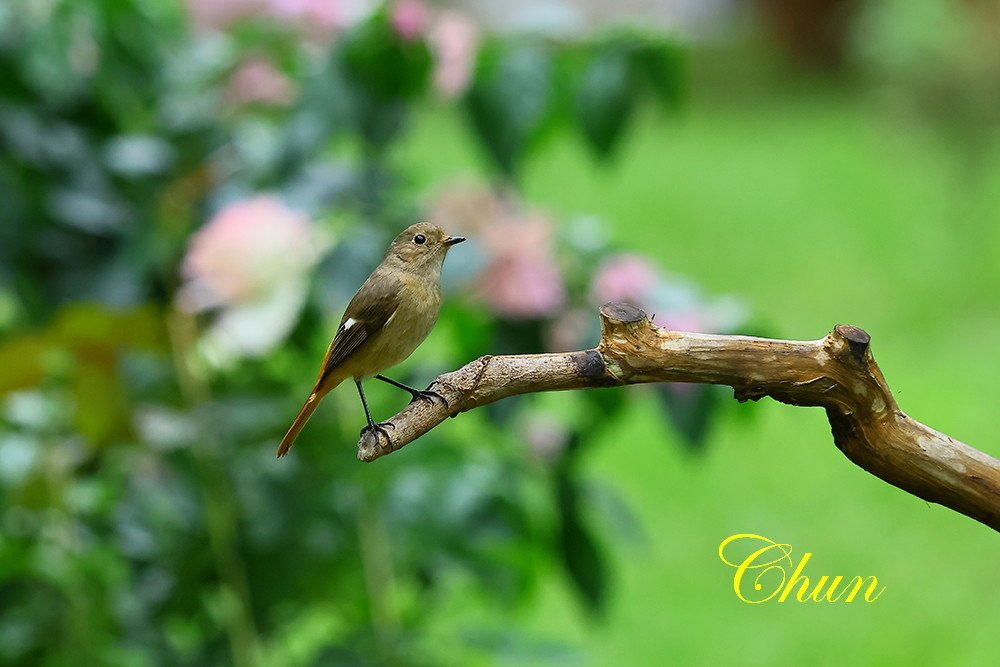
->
[[408, 386, 449, 408], [361, 421, 395, 446]]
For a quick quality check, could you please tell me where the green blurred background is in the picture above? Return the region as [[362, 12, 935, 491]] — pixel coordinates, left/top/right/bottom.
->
[[2, 0, 999, 665]]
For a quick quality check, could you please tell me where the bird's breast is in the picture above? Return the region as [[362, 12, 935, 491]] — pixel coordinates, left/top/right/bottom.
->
[[357, 276, 441, 377]]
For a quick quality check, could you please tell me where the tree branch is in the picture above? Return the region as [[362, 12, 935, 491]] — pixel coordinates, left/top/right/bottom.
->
[[358, 301, 1000, 533]]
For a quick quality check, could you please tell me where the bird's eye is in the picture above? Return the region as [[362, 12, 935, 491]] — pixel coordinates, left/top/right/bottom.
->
[[413, 234, 426, 245]]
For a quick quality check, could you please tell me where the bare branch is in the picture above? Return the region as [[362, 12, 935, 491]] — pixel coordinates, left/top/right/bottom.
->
[[358, 301, 1000, 533]]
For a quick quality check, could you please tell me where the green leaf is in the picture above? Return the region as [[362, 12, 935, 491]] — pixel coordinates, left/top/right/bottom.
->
[[337, 9, 431, 148], [52, 302, 165, 351], [0, 303, 166, 445], [574, 47, 636, 159], [580, 386, 627, 427], [554, 469, 608, 614], [629, 35, 685, 112], [655, 382, 721, 452], [494, 318, 546, 355], [465, 43, 555, 177], [0, 335, 46, 394], [339, 10, 431, 102], [442, 302, 494, 366], [73, 357, 131, 446]]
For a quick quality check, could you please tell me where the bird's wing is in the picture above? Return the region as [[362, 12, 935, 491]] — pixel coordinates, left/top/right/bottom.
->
[[315, 271, 402, 386]]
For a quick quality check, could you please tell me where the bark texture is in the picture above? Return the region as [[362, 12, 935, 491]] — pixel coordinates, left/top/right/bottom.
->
[[358, 301, 1000, 533]]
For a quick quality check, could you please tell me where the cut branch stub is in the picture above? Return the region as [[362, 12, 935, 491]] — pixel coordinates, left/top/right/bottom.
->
[[356, 301, 1000, 534]]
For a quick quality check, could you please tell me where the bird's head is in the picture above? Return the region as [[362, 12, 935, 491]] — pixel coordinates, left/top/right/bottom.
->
[[386, 222, 465, 270]]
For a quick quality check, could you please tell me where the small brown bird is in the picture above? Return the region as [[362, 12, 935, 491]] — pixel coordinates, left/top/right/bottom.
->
[[277, 222, 465, 457]]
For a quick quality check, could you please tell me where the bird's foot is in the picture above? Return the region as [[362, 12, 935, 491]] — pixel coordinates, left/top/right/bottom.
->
[[360, 420, 395, 446], [374, 375, 449, 409], [407, 386, 449, 408]]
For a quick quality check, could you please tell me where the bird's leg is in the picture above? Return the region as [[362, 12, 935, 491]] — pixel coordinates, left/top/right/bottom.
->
[[355, 379, 394, 444], [375, 374, 449, 408]]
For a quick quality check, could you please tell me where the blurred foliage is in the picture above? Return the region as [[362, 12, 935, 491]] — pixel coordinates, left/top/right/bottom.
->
[[465, 29, 684, 176], [850, 0, 1000, 286], [853, 0, 1000, 178], [0, 1, 747, 665]]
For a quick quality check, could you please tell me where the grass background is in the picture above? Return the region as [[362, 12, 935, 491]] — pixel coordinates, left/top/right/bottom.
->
[[398, 55, 1000, 665]]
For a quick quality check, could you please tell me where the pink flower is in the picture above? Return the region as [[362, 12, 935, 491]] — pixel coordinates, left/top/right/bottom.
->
[[185, 0, 372, 35], [427, 181, 503, 233], [178, 197, 329, 361], [428, 10, 479, 97], [479, 255, 565, 319], [225, 56, 297, 107], [522, 414, 569, 462], [265, 0, 372, 35], [179, 197, 316, 309], [590, 253, 660, 307], [479, 211, 565, 319], [427, 183, 566, 319], [479, 209, 552, 257], [186, 0, 264, 31], [390, 0, 429, 41]]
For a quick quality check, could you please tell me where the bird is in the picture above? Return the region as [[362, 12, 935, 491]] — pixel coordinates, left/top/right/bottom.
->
[[276, 222, 465, 458]]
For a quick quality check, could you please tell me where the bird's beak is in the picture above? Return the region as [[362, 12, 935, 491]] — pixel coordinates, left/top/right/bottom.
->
[[444, 235, 466, 246]]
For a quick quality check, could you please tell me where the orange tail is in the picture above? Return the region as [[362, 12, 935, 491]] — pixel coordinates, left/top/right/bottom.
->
[[277, 387, 332, 458], [278, 366, 347, 458]]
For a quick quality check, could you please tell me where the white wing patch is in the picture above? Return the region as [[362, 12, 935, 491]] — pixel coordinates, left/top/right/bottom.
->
[[343, 318, 357, 330]]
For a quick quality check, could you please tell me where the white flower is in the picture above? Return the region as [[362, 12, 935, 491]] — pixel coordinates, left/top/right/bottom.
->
[[177, 196, 330, 363]]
